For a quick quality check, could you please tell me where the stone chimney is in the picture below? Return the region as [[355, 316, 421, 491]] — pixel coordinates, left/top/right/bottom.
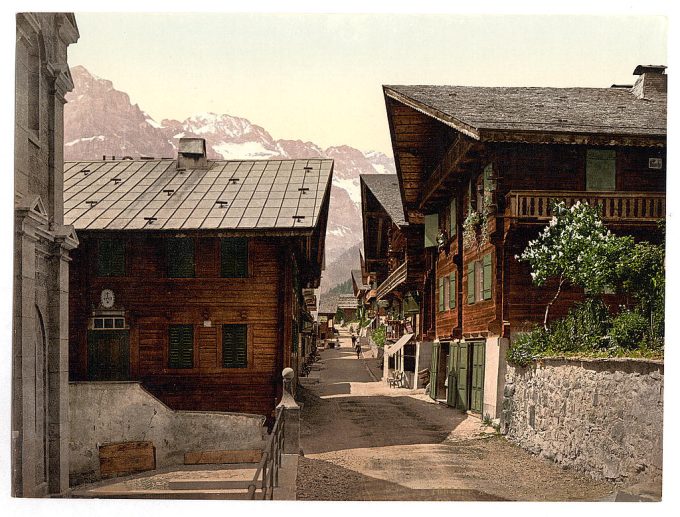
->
[[177, 137, 208, 169], [631, 65, 667, 99]]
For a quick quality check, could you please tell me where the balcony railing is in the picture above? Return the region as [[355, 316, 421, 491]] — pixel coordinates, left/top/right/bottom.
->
[[376, 261, 407, 301], [505, 190, 665, 223]]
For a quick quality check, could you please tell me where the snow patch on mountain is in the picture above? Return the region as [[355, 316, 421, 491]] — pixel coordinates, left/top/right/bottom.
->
[[332, 177, 361, 205], [212, 141, 280, 160]]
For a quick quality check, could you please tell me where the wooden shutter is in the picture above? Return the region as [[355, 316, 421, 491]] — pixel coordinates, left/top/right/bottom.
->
[[168, 325, 194, 369], [223, 324, 247, 368], [449, 198, 457, 236], [221, 238, 248, 277], [424, 213, 438, 248], [470, 342, 485, 413], [449, 271, 456, 309], [167, 238, 195, 278], [467, 262, 475, 304], [586, 149, 616, 191], [482, 253, 492, 300], [457, 343, 469, 410], [97, 239, 125, 277], [429, 341, 440, 399], [438, 277, 444, 312]]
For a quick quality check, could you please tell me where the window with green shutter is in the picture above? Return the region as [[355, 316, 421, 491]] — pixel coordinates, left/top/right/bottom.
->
[[168, 325, 194, 369], [449, 271, 456, 309], [424, 213, 439, 248], [438, 277, 445, 312], [449, 198, 457, 236], [166, 238, 195, 278], [221, 238, 248, 277], [97, 239, 125, 277], [223, 324, 247, 368], [467, 262, 475, 304], [482, 253, 493, 300], [586, 149, 616, 191]]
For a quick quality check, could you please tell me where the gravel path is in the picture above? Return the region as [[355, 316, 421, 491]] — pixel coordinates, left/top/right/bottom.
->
[[297, 327, 614, 501]]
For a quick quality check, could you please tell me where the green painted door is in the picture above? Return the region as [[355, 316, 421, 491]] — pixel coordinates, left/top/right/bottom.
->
[[87, 330, 130, 381], [429, 341, 440, 399], [470, 342, 485, 413], [456, 343, 469, 410], [446, 346, 457, 406]]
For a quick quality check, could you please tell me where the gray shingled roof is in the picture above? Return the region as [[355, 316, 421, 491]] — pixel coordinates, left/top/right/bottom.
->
[[384, 85, 666, 139], [64, 158, 333, 231], [318, 294, 339, 315], [337, 294, 359, 309], [361, 174, 407, 227]]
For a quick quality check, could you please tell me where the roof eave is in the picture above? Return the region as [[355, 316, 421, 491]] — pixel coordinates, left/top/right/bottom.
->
[[383, 86, 481, 141]]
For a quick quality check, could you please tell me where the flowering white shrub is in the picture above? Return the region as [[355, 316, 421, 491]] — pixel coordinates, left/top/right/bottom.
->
[[517, 201, 632, 328]]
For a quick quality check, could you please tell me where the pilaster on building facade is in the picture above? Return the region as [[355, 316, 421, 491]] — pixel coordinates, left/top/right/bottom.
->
[[13, 12, 79, 497]]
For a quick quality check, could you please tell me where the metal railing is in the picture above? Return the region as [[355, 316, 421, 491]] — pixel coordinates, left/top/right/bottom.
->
[[247, 406, 285, 500], [505, 190, 665, 223]]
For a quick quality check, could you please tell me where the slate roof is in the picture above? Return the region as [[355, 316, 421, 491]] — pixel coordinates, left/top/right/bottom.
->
[[384, 85, 666, 140], [63, 158, 333, 232], [361, 174, 407, 227], [317, 294, 339, 315]]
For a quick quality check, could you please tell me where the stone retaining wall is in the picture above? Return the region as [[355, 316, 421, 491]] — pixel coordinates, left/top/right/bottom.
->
[[69, 382, 266, 486], [501, 357, 663, 488]]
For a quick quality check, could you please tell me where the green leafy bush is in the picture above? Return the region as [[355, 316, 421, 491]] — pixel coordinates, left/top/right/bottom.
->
[[609, 310, 649, 350], [371, 325, 387, 347], [507, 326, 549, 366], [547, 299, 610, 353]]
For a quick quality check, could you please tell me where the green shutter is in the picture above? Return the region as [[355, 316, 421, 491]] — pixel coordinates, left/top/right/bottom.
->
[[438, 277, 444, 312], [449, 271, 456, 309], [467, 262, 475, 304], [449, 198, 457, 236], [97, 239, 125, 276], [223, 324, 247, 368], [167, 238, 195, 278], [482, 253, 492, 300], [169, 325, 194, 369], [221, 238, 248, 277], [424, 213, 439, 247], [586, 149, 616, 191], [483, 164, 494, 193]]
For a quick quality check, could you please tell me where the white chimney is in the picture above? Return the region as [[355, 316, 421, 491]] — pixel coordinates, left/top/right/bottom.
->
[[177, 137, 208, 169]]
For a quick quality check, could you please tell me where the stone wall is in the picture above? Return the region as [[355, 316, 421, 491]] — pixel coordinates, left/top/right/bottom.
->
[[501, 358, 663, 488], [69, 382, 267, 486]]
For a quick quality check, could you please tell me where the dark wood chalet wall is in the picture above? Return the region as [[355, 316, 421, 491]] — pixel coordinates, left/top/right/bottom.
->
[[69, 233, 291, 416]]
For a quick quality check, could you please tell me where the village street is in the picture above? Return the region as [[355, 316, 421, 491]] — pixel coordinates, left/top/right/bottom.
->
[[296, 328, 615, 501]]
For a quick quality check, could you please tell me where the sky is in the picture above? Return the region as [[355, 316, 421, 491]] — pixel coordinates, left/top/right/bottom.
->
[[67, 12, 668, 155]]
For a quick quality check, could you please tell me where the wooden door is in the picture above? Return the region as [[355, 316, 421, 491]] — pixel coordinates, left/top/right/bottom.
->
[[470, 341, 485, 413], [446, 345, 457, 407], [88, 330, 130, 381], [456, 343, 469, 410], [429, 341, 440, 399]]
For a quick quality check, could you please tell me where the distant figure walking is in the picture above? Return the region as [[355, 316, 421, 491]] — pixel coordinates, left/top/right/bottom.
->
[[352, 333, 360, 358]]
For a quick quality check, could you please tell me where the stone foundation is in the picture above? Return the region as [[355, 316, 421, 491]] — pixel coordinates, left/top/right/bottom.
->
[[502, 357, 663, 489]]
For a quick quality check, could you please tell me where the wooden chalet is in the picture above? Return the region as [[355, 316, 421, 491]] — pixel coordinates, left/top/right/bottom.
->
[[360, 174, 428, 387], [383, 65, 666, 417], [336, 293, 359, 322], [316, 294, 338, 345], [66, 138, 333, 416]]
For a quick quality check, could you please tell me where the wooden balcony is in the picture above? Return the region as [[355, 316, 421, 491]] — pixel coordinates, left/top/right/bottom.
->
[[376, 260, 407, 301], [505, 190, 665, 225]]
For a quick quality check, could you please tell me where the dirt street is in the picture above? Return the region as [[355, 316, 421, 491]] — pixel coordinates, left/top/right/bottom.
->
[[296, 327, 615, 501]]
